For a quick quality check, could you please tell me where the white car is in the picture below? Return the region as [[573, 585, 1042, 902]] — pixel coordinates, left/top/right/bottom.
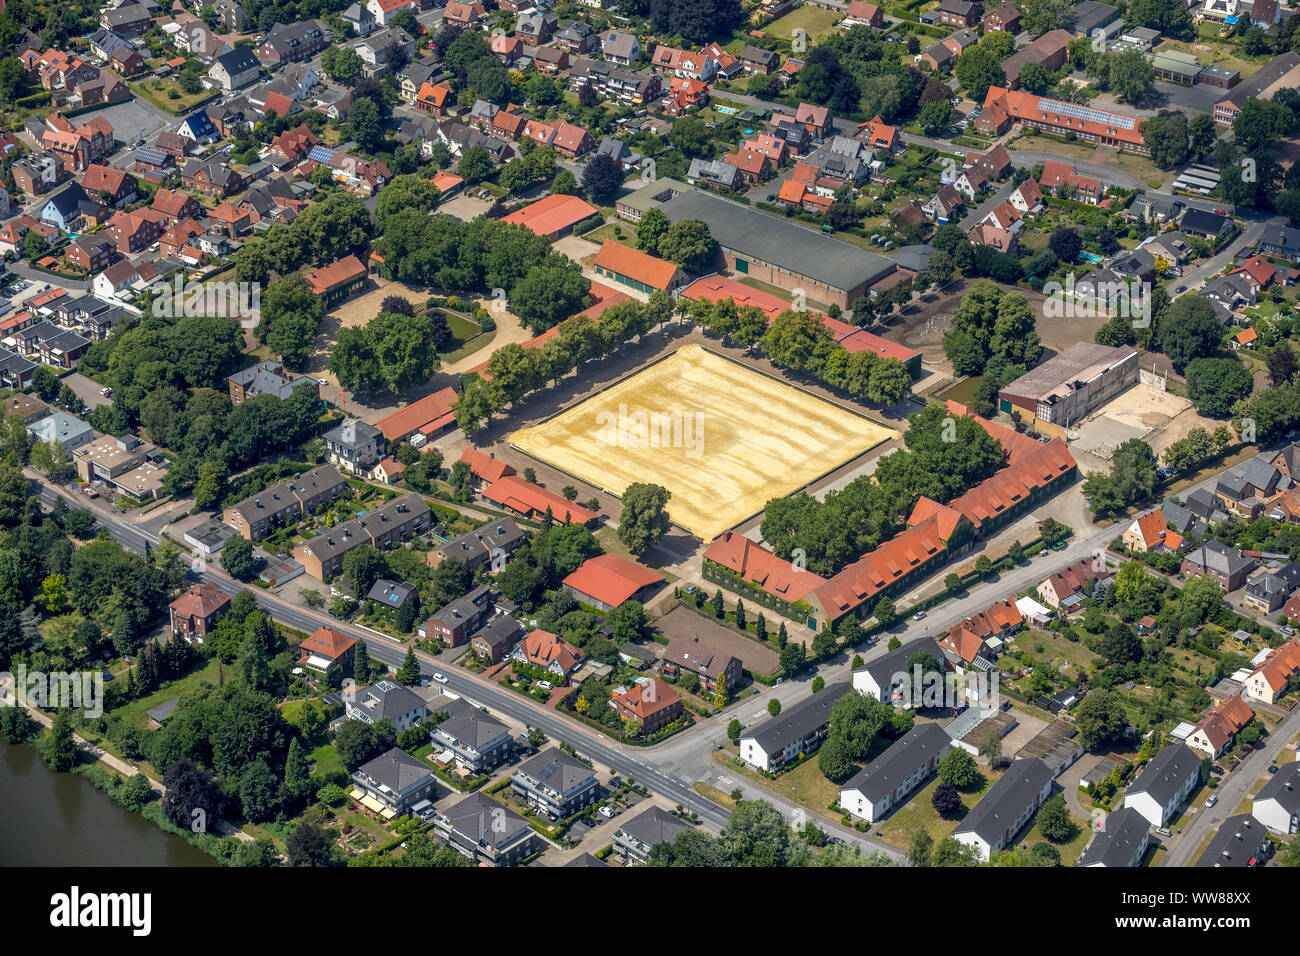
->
[[432, 672, 448, 684], [538, 680, 553, 690], [599, 806, 615, 819]]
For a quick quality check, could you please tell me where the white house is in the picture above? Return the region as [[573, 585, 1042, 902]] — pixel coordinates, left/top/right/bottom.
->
[[838, 723, 950, 823], [345, 679, 429, 731], [1241, 637, 1300, 703], [1078, 806, 1151, 867], [1123, 743, 1203, 827], [952, 757, 1054, 861], [366, 0, 417, 26], [851, 637, 946, 703], [738, 683, 850, 772], [1252, 761, 1300, 834]]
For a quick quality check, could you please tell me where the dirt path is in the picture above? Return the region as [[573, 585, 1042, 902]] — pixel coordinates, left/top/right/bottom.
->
[[21, 704, 254, 842]]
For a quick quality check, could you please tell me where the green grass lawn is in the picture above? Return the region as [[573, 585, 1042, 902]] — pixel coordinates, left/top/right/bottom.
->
[[877, 769, 1001, 848], [112, 658, 222, 729], [128, 78, 217, 115], [310, 743, 345, 782], [1024, 808, 1093, 865], [438, 327, 496, 365], [767, 5, 846, 41]]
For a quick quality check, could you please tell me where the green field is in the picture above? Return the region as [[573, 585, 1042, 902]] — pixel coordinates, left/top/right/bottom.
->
[[766, 5, 846, 41]]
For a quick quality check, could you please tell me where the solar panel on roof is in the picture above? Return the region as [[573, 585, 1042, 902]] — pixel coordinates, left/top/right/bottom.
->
[[307, 145, 335, 163], [1034, 96, 1136, 130]]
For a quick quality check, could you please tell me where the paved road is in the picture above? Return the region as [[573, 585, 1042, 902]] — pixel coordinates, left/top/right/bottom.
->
[[1162, 704, 1300, 867]]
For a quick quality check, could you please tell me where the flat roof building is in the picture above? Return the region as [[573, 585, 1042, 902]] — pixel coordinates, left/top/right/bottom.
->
[[998, 342, 1139, 429]]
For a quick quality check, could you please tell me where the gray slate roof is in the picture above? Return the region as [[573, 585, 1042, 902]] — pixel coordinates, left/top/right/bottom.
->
[[1253, 760, 1300, 814], [616, 805, 691, 848], [742, 682, 852, 754], [515, 746, 596, 795], [1078, 805, 1149, 866], [1196, 813, 1269, 867], [1128, 742, 1201, 806], [657, 189, 896, 293], [953, 756, 1053, 845], [357, 746, 434, 792], [840, 722, 951, 803]]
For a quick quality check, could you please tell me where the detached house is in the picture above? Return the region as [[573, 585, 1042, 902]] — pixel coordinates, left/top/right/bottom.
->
[[168, 582, 231, 642], [511, 629, 586, 683], [209, 47, 260, 91], [1186, 694, 1254, 758], [1242, 638, 1300, 704], [1181, 540, 1256, 592]]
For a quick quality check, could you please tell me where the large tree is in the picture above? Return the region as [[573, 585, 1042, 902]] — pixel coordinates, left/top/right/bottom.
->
[[617, 482, 672, 553], [258, 275, 323, 370], [1159, 296, 1222, 372], [1073, 688, 1128, 750], [582, 153, 625, 202]]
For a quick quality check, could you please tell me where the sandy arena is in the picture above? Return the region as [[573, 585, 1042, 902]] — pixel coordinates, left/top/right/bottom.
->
[[510, 344, 896, 539]]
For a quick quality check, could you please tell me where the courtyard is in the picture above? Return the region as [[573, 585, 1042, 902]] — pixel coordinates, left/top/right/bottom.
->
[[510, 344, 897, 539]]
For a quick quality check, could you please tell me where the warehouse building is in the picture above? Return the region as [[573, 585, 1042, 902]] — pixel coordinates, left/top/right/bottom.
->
[[998, 342, 1139, 431]]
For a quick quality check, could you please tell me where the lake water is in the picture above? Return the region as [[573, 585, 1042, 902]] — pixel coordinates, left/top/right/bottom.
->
[[0, 740, 217, 867]]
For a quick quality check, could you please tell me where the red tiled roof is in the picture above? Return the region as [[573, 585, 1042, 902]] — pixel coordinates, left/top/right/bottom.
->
[[170, 582, 230, 621], [563, 553, 665, 607], [81, 163, 129, 195], [702, 530, 825, 603], [373, 386, 459, 441], [299, 626, 356, 660], [612, 678, 680, 720], [517, 628, 584, 672], [482, 476, 599, 523], [982, 86, 1144, 151], [501, 192, 598, 237], [593, 241, 680, 289], [460, 447, 515, 482], [304, 254, 366, 295]]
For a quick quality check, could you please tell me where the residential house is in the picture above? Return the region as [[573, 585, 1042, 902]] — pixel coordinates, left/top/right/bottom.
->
[[353, 747, 438, 816], [516, 10, 557, 45], [168, 582, 231, 642], [418, 585, 494, 647], [511, 747, 600, 818], [481, 475, 600, 524], [26, 411, 94, 453], [852, 637, 946, 703], [982, 1, 1022, 31], [221, 464, 345, 540], [469, 615, 523, 663], [511, 629, 586, 683], [293, 494, 432, 580], [257, 20, 330, 66], [660, 634, 742, 694], [297, 626, 356, 684], [442, 0, 485, 28], [227, 359, 317, 405], [346, 679, 429, 731], [953, 757, 1054, 860], [1244, 561, 1300, 613], [599, 30, 640, 65], [556, 20, 597, 54], [611, 677, 684, 734], [431, 702, 514, 772], [343, 2, 377, 36], [434, 791, 536, 865], [839, 723, 952, 822], [1181, 208, 1234, 240], [613, 806, 691, 863], [1242, 638, 1300, 703], [1196, 813, 1272, 867], [1252, 761, 1300, 834], [209, 47, 260, 91], [1037, 559, 1112, 611], [687, 156, 743, 191], [842, 1, 885, 27], [365, 0, 418, 26], [1079, 806, 1151, 866], [1124, 742, 1203, 827], [739, 683, 853, 772], [1122, 509, 1185, 554], [1186, 694, 1254, 758], [323, 418, 385, 474]]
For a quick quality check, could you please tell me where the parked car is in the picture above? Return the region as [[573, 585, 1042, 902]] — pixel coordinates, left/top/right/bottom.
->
[[1205, 794, 1218, 808], [538, 680, 553, 690], [432, 672, 447, 684], [1157, 827, 1172, 836], [911, 610, 926, 620], [1269, 765, 1279, 774]]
